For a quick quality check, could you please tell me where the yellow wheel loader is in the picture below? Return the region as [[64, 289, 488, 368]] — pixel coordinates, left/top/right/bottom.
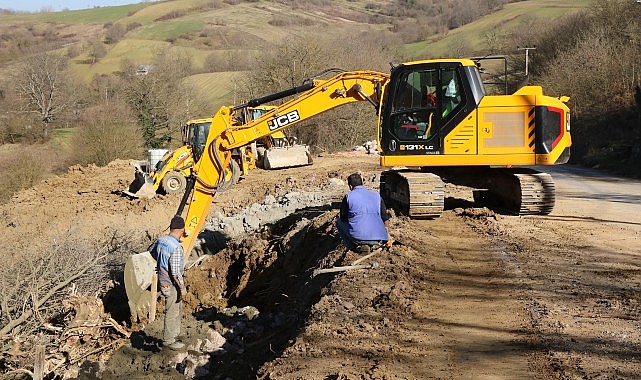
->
[[125, 60, 571, 320], [125, 107, 312, 199]]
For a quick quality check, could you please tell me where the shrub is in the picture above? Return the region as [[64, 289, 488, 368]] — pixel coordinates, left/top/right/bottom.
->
[[66, 44, 80, 58], [104, 23, 126, 44], [154, 10, 186, 22], [268, 15, 317, 27], [0, 149, 46, 202], [71, 101, 145, 166], [126, 22, 142, 31]]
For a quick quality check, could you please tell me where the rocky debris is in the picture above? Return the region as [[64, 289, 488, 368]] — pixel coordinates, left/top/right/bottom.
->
[[353, 140, 379, 155], [203, 177, 346, 241]]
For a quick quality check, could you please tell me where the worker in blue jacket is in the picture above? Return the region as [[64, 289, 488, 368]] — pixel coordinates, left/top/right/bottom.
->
[[336, 172, 390, 253], [152, 216, 187, 350]]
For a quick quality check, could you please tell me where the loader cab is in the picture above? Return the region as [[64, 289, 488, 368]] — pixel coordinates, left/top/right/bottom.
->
[[379, 60, 485, 157], [183, 120, 212, 163]]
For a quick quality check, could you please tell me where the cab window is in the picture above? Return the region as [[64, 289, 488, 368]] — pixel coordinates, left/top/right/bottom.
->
[[390, 69, 438, 141], [441, 68, 463, 120]]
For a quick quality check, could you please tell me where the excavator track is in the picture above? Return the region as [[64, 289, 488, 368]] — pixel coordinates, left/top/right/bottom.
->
[[380, 170, 445, 218], [514, 171, 555, 215], [473, 169, 555, 216]]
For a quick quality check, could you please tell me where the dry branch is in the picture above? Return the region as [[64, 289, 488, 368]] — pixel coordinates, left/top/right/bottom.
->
[[0, 228, 135, 377], [0, 251, 106, 336]]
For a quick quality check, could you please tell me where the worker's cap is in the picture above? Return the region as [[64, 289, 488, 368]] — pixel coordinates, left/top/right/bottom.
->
[[170, 216, 185, 230]]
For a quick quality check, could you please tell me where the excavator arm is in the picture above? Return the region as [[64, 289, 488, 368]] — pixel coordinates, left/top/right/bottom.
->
[[178, 69, 390, 258]]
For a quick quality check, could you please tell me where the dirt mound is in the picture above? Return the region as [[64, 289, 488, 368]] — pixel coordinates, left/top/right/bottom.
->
[[3, 159, 178, 257]]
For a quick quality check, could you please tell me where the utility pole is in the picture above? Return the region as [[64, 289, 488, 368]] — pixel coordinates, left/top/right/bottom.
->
[[517, 46, 536, 76]]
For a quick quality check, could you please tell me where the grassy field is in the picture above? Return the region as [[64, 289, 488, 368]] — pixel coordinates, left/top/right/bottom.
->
[[69, 39, 214, 81], [404, 0, 594, 59], [50, 128, 76, 154], [1, 3, 148, 24], [127, 19, 205, 40], [182, 71, 244, 109], [119, 0, 204, 25]]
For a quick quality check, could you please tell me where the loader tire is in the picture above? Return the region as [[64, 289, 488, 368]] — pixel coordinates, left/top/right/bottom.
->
[[161, 172, 187, 194]]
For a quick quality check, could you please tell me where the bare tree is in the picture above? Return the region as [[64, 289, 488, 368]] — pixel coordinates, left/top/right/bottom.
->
[[483, 30, 501, 54], [14, 51, 69, 139], [234, 32, 397, 151], [87, 38, 107, 65]]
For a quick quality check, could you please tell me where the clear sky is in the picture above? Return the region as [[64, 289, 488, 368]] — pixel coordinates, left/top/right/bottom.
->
[[0, 0, 152, 12]]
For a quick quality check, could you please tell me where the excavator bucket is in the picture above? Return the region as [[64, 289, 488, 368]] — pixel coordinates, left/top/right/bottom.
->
[[124, 251, 156, 322], [123, 161, 156, 199], [263, 145, 313, 169]]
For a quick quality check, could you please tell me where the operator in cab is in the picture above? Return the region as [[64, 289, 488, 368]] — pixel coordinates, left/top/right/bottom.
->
[[336, 172, 391, 254]]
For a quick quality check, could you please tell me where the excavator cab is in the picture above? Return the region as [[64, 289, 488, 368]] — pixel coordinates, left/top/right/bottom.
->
[[379, 60, 485, 158]]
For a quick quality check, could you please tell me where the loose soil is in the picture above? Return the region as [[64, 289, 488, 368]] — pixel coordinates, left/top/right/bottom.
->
[[2, 152, 640, 379]]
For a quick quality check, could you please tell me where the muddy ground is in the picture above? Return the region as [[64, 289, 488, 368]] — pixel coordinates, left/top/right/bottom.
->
[[2, 152, 641, 379]]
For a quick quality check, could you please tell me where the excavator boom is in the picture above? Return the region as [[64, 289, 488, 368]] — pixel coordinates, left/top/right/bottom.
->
[[179, 70, 390, 257]]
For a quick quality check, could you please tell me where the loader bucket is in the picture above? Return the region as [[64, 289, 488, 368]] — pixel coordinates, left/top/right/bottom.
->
[[124, 251, 156, 322], [263, 145, 313, 170], [123, 161, 156, 199]]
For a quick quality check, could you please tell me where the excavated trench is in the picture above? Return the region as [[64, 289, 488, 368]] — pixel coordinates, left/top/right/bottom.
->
[[90, 175, 483, 379], [94, 189, 354, 379], [192, 207, 346, 379]]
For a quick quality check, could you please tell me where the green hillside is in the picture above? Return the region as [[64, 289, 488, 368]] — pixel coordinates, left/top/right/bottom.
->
[[182, 71, 245, 110], [406, 0, 594, 58], [1, 0, 595, 115], [2, 3, 148, 23]]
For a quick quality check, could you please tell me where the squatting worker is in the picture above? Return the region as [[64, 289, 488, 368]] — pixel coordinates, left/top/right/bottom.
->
[[155, 215, 187, 351], [336, 172, 390, 253]]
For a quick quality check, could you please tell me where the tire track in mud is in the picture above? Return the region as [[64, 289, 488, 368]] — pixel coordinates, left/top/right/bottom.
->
[[456, 208, 556, 378], [413, 211, 537, 379], [461, 193, 641, 380]]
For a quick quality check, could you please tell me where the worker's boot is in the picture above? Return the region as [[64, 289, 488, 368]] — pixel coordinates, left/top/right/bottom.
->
[[165, 340, 185, 351], [356, 245, 371, 254]]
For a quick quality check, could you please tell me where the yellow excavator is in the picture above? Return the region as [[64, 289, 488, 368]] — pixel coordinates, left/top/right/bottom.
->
[[125, 106, 312, 198], [125, 59, 571, 319]]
